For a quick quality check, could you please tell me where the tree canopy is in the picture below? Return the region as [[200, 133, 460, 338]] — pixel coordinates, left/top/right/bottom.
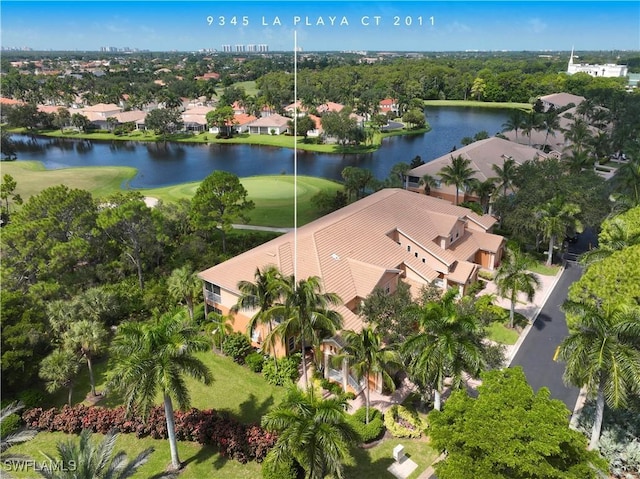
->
[[429, 367, 607, 479]]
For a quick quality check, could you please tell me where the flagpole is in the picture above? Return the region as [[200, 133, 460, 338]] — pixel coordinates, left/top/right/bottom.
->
[[293, 30, 298, 285]]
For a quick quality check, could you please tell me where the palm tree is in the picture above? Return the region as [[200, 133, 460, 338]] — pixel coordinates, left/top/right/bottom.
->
[[580, 217, 640, 267], [612, 157, 640, 206], [262, 386, 357, 479], [402, 288, 486, 411], [472, 178, 497, 214], [535, 196, 583, 266], [420, 173, 438, 195], [501, 109, 525, 143], [336, 327, 401, 424], [204, 310, 234, 351], [492, 157, 518, 198], [231, 265, 286, 348], [558, 301, 640, 450], [564, 118, 592, 157], [107, 308, 212, 470], [264, 276, 343, 390], [1, 402, 37, 454], [494, 248, 541, 328], [63, 319, 109, 397], [39, 349, 81, 406], [167, 265, 201, 321], [540, 109, 560, 149], [439, 155, 477, 206], [521, 111, 541, 146], [38, 429, 167, 479]]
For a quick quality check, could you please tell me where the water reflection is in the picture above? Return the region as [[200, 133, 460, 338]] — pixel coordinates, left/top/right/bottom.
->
[[11, 106, 510, 188]]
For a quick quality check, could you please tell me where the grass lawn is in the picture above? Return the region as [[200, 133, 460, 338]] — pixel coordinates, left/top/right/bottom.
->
[[0, 161, 136, 200], [2, 162, 343, 228], [424, 99, 532, 110], [3, 431, 261, 479], [344, 436, 439, 479], [49, 351, 286, 426], [485, 321, 520, 345], [528, 262, 561, 276]]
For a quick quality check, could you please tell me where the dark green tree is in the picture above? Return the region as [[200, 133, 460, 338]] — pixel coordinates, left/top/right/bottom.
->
[[144, 108, 183, 139], [439, 155, 477, 205], [189, 171, 254, 253], [429, 367, 607, 479]]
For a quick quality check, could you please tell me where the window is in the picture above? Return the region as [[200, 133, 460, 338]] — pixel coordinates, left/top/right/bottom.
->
[[209, 306, 222, 316], [204, 282, 222, 303]]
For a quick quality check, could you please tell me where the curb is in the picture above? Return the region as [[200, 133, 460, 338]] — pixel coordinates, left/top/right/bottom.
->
[[507, 265, 566, 366]]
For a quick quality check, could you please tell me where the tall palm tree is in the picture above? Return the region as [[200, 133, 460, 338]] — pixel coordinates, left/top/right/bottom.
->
[[521, 111, 541, 146], [63, 319, 109, 397], [402, 288, 486, 411], [38, 429, 167, 479], [535, 196, 583, 266], [336, 327, 401, 424], [262, 386, 357, 479], [167, 265, 201, 321], [107, 308, 213, 470], [492, 157, 518, 198], [501, 109, 526, 143], [472, 178, 497, 214], [439, 155, 477, 206], [564, 118, 592, 157], [540, 109, 560, 149], [264, 276, 343, 390], [39, 349, 81, 406], [493, 248, 541, 328], [558, 301, 640, 450], [231, 265, 286, 349]]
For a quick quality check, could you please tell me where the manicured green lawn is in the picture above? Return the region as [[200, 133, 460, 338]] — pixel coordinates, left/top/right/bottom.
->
[[2, 162, 343, 228], [344, 436, 439, 479], [528, 262, 561, 276], [2, 431, 261, 479], [0, 161, 136, 200], [485, 321, 520, 345]]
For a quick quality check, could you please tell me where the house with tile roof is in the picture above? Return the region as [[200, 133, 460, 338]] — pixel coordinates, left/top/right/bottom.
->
[[198, 188, 505, 390], [247, 113, 290, 135], [538, 92, 585, 112], [405, 137, 547, 205]]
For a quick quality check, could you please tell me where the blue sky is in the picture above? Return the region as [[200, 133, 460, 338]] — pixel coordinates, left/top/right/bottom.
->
[[1, 1, 639, 52]]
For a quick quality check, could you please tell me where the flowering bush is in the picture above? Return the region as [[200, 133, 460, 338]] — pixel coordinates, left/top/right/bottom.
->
[[23, 404, 276, 463]]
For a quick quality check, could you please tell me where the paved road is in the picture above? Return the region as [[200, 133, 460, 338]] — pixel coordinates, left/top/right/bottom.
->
[[509, 228, 597, 411], [509, 263, 582, 410]]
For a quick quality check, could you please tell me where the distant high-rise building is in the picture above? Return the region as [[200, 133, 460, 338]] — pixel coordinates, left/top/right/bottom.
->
[[257, 44, 269, 52], [246, 44, 256, 52], [222, 44, 232, 52], [235, 44, 245, 52]]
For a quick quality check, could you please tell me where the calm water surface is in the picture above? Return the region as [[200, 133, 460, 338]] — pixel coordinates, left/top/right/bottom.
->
[[12, 107, 509, 188]]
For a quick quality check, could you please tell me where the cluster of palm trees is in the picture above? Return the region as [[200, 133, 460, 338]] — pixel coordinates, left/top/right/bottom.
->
[[419, 153, 519, 212], [558, 206, 640, 451]]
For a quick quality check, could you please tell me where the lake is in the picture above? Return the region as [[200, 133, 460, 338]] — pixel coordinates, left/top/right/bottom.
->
[[11, 106, 510, 188]]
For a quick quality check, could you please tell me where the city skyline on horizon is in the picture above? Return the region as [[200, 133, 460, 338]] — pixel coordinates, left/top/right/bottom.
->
[[2, 1, 639, 53]]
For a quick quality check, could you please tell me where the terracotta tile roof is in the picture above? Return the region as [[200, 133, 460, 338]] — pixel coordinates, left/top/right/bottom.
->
[[539, 92, 585, 108], [198, 188, 504, 332], [112, 110, 147, 123], [233, 113, 257, 125], [0, 97, 25, 105], [248, 113, 290, 128], [407, 137, 547, 183], [82, 103, 122, 113]]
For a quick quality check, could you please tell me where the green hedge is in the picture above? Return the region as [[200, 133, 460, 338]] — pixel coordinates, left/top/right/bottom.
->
[[245, 352, 265, 372], [347, 407, 385, 443], [384, 404, 426, 438], [262, 353, 301, 386]]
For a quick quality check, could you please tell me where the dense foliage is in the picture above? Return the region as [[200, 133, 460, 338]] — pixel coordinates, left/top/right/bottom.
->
[[429, 367, 607, 479], [22, 404, 276, 464]]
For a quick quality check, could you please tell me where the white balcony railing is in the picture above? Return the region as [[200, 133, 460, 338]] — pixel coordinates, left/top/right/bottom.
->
[[204, 290, 222, 304]]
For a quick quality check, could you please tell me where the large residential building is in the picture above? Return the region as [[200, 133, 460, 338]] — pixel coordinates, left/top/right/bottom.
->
[[405, 137, 548, 204], [198, 188, 505, 365]]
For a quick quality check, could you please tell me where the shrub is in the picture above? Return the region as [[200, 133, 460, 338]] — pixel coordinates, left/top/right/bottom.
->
[[478, 270, 495, 281], [222, 332, 253, 364], [261, 453, 302, 479], [1, 413, 22, 437], [384, 404, 425, 438], [320, 378, 343, 396], [262, 353, 301, 387], [22, 404, 276, 464], [347, 407, 385, 443], [17, 389, 45, 409], [245, 352, 265, 373]]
